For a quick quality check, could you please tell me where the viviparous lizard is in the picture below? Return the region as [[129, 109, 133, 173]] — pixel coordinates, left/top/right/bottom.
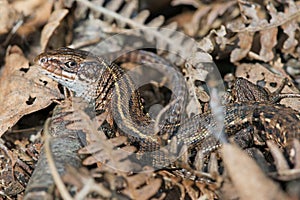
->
[[35, 47, 300, 167]]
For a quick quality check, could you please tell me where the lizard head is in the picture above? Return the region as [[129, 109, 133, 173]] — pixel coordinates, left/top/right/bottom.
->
[[35, 47, 109, 98]]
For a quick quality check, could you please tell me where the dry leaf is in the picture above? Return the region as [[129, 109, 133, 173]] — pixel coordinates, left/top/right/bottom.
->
[[12, 0, 53, 36], [0, 46, 62, 137], [40, 9, 69, 51], [222, 144, 289, 200], [171, 0, 200, 7], [172, 0, 236, 37], [63, 167, 112, 199], [228, 1, 300, 62], [122, 173, 162, 200], [0, 1, 22, 35], [281, 1, 299, 56], [259, 27, 277, 62], [230, 32, 253, 63]]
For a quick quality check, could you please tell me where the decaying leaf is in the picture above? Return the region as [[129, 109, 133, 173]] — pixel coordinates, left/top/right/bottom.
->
[[121, 171, 162, 200], [227, 1, 300, 62], [0, 1, 22, 35], [63, 167, 112, 199], [230, 31, 254, 63], [80, 136, 140, 172], [40, 9, 69, 51], [0, 46, 61, 137], [172, 0, 237, 37], [12, 0, 53, 36], [171, 0, 200, 7], [222, 144, 289, 200]]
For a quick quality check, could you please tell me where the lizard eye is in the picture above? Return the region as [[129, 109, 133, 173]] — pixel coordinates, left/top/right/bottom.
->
[[40, 58, 46, 63], [65, 61, 77, 68]]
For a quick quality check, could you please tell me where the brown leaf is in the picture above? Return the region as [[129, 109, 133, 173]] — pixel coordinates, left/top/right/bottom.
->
[[178, 1, 236, 37], [0, 1, 22, 35], [182, 179, 199, 200], [134, 178, 162, 199], [171, 0, 200, 7], [281, 20, 298, 54], [183, 5, 211, 36], [228, 1, 300, 62], [122, 174, 162, 200], [63, 166, 112, 198], [40, 9, 69, 51], [222, 144, 289, 200], [259, 27, 277, 62], [12, 0, 53, 36], [230, 32, 253, 63], [0, 46, 61, 137]]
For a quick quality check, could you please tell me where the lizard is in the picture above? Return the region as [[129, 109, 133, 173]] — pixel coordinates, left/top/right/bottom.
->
[[35, 47, 300, 167]]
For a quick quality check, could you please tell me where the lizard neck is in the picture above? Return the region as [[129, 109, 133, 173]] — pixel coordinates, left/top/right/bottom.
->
[[83, 62, 124, 113]]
